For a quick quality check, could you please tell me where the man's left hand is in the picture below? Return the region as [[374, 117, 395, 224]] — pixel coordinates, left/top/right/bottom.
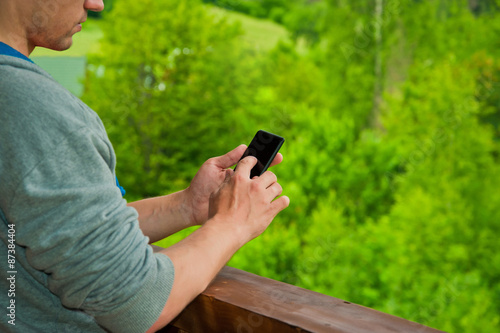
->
[[185, 144, 283, 226]]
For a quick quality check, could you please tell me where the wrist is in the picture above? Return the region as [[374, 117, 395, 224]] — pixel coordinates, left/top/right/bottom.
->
[[179, 188, 198, 227], [203, 215, 248, 250]]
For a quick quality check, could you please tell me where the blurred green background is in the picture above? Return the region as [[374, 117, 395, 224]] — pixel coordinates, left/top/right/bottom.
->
[[32, 0, 500, 331]]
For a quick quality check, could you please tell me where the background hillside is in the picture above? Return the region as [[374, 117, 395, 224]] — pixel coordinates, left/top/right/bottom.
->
[[37, 1, 500, 332]]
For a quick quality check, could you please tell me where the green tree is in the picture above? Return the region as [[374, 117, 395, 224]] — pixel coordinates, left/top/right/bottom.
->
[[81, 1, 500, 331], [83, 0, 264, 199]]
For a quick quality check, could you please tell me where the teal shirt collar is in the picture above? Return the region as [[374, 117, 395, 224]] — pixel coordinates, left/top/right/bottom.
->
[[0, 42, 34, 63]]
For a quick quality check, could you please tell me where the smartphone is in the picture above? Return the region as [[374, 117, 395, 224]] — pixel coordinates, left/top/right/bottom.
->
[[237, 130, 285, 178]]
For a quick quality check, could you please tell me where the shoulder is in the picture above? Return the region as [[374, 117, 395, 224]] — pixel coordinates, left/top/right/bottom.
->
[[0, 55, 110, 151], [0, 55, 104, 136], [0, 56, 114, 203]]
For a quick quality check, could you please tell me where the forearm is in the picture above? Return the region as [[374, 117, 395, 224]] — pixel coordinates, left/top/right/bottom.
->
[[127, 190, 194, 243], [146, 217, 243, 332], [144, 157, 289, 332]]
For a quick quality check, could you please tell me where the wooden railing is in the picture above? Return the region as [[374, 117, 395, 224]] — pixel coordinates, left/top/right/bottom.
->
[[155, 264, 445, 333]]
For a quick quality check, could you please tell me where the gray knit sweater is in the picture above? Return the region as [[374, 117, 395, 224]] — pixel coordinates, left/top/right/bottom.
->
[[0, 55, 174, 333]]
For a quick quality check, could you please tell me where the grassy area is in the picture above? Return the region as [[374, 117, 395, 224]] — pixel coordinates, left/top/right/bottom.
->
[[209, 6, 290, 51], [30, 6, 289, 58]]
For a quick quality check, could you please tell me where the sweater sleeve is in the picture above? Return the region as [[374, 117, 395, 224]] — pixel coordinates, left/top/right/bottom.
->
[[5, 127, 174, 333]]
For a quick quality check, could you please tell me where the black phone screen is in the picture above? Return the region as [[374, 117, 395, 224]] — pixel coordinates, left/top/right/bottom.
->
[[238, 130, 285, 178]]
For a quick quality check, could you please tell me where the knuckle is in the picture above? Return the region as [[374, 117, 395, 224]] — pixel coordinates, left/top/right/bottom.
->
[[250, 180, 261, 191], [276, 183, 283, 195], [233, 172, 246, 182], [263, 170, 276, 179]]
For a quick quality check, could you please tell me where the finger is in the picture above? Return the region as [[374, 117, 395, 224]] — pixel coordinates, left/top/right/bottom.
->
[[213, 144, 247, 169], [270, 195, 290, 216], [265, 182, 283, 202], [269, 153, 283, 168], [256, 171, 278, 188], [234, 156, 258, 178]]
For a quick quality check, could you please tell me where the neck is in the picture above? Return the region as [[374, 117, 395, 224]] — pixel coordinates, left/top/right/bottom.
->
[[0, 2, 35, 57], [0, 33, 34, 57]]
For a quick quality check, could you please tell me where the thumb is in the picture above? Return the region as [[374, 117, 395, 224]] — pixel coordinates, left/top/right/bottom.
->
[[214, 144, 247, 169]]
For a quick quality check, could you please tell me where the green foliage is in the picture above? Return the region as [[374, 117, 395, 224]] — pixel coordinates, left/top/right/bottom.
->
[[82, 0, 500, 331], [355, 59, 500, 331], [88, 0, 113, 18], [83, 0, 261, 198], [282, 0, 327, 44], [202, 0, 298, 22]]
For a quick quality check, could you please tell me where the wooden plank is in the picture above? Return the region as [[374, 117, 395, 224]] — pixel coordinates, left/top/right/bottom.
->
[[155, 262, 445, 333]]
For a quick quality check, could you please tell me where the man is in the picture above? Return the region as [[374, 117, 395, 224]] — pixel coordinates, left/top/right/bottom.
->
[[0, 1, 289, 332]]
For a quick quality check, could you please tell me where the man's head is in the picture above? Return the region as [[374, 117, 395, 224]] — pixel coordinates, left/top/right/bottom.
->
[[0, 0, 104, 56]]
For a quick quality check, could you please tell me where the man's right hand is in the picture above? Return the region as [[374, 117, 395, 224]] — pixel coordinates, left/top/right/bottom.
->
[[149, 156, 289, 332], [208, 156, 289, 246]]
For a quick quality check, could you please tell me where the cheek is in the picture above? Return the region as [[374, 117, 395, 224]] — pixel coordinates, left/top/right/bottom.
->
[[30, 0, 61, 28], [30, 1, 75, 33], [32, 11, 51, 29]]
